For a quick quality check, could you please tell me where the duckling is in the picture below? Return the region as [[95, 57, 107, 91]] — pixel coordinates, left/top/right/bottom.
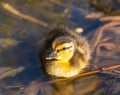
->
[[39, 26, 90, 77]]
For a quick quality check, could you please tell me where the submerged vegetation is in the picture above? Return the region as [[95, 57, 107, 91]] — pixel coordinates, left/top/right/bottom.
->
[[0, 0, 120, 95]]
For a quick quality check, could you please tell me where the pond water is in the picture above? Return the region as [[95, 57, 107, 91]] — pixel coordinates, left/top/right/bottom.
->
[[0, 0, 120, 95]]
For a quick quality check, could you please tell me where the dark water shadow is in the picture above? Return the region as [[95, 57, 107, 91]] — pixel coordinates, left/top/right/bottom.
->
[[0, 38, 48, 94]]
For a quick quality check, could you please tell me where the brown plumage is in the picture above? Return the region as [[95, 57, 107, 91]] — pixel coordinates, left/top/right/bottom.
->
[[39, 26, 90, 77]]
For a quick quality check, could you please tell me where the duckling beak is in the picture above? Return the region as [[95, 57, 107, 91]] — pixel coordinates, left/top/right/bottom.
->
[[45, 51, 57, 60]]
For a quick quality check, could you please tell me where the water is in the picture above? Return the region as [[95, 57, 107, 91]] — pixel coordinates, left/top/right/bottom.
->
[[0, 0, 120, 95]]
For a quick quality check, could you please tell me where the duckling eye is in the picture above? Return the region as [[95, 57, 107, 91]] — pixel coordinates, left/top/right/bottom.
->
[[56, 48, 65, 53], [56, 46, 72, 52], [62, 46, 72, 50], [62, 47, 68, 50]]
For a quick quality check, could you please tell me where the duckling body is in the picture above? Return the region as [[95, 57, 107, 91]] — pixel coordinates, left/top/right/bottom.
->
[[39, 26, 90, 77]]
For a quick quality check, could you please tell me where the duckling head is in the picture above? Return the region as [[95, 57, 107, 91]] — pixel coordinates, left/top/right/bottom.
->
[[46, 36, 76, 62]]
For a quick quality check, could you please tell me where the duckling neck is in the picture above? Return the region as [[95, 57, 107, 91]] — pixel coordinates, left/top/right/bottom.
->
[[46, 61, 80, 77]]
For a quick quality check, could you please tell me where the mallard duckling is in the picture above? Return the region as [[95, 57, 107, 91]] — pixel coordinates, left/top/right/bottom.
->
[[39, 26, 90, 77]]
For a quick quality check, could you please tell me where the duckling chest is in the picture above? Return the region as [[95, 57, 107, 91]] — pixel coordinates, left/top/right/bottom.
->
[[45, 62, 79, 77]]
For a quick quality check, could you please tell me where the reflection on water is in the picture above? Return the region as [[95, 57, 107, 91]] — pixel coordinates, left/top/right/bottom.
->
[[0, 0, 120, 95], [24, 75, 104, 95], [52, 75, 104, 95]]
